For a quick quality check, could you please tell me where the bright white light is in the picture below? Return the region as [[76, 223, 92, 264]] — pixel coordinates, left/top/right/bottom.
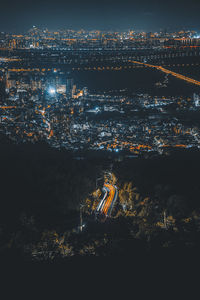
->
[[48, 87, 56, 95]]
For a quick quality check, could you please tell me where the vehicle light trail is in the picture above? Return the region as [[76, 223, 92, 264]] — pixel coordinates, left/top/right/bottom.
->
[[129, 60, 200, 86], [0, 106, 16, 109], [95, 183, 118, 218]]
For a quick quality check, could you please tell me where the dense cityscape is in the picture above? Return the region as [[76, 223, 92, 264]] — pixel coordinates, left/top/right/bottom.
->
[[1, 26, 200, 50], [0, 27, 200, 158], [1, 69, 200, 157]]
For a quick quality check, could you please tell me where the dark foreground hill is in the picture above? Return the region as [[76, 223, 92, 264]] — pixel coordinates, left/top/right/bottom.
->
[[1, 133, 200, 262]]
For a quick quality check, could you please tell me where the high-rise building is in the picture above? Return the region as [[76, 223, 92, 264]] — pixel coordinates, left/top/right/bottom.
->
[[83, 87, 88, 96], [72, 85, 76, 98], [66, 78, 74, 97], [193, 93, 200, 107]]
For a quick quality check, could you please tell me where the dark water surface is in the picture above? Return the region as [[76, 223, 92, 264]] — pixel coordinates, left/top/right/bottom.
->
[[73, 66, 200, 96]]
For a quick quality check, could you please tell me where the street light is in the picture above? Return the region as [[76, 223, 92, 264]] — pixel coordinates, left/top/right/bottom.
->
[[79, 203, 84, 232], [48, 87, 56, 95]]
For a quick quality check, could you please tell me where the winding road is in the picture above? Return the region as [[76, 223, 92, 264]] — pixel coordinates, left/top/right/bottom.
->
[[96, 183, 118, 217]]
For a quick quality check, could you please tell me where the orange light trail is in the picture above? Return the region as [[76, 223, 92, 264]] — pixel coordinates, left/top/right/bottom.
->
[[129, 60, 200, 86], [102, 184, 115, 215], [0, 106, 16, 109]]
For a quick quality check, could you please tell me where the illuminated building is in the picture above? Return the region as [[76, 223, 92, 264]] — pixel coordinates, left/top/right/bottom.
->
[[72, 85, 76, 98], [193, 93, 200, 107], [56, 84, 66, 94]]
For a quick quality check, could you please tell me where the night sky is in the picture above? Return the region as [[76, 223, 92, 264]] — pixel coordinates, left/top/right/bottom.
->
[[1, 0, 200, 32]]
